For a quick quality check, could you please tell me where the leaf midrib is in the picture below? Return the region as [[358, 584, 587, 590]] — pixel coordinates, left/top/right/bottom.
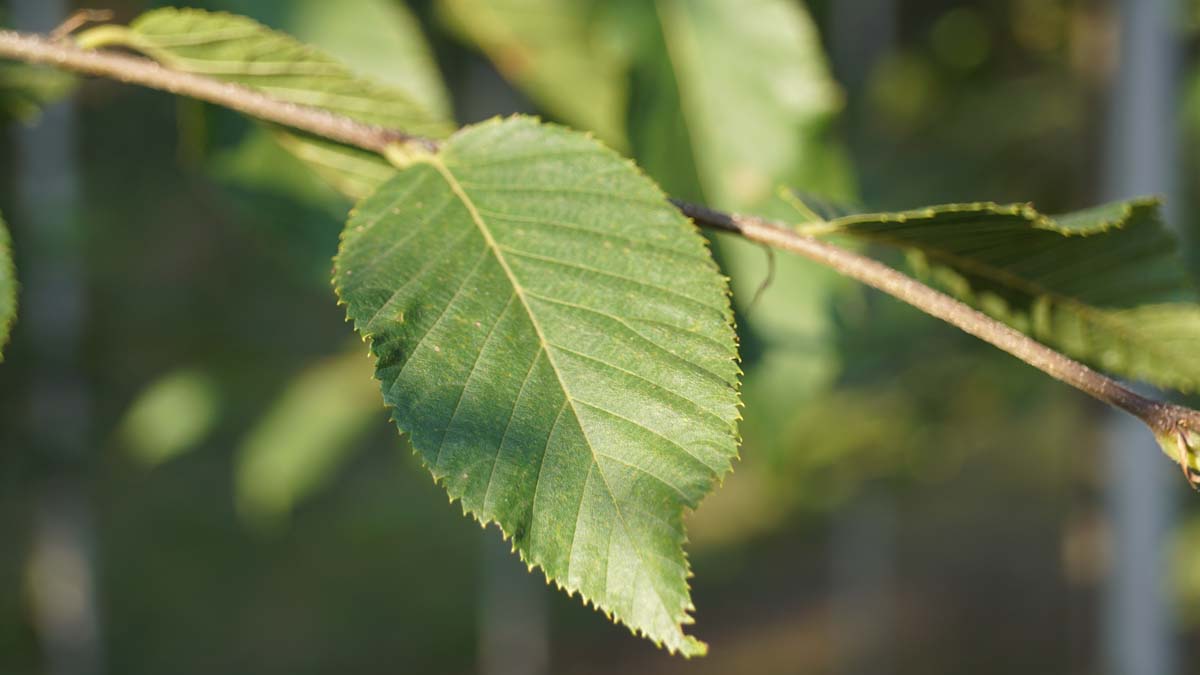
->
[[420, 152, 683, 629]]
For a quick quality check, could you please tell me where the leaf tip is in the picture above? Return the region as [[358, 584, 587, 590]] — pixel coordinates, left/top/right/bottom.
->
[[678, 636, 709, 658]]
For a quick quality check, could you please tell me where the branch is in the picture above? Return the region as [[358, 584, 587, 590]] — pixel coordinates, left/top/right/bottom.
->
[[0, 29, 434, 153], [673, 202, 1199, 449], [1, 28, 1196, 477]]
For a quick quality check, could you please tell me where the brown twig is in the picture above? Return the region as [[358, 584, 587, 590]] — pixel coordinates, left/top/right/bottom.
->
[[0, 29, 435, 153], [0, 26, 1196, 477], [49, 10, 114, 41]]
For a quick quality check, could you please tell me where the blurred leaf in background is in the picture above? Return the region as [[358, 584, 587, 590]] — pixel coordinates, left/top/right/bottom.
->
[[631, 0, 847, 210], [620, 0, 859, 502], [235, 346, 381, 528], [437, 0, 629, 149], [282, 0, 451, 120], [94, 0, 457, 522], [117, 368, 222, 465], [0, 63, 75, 124]]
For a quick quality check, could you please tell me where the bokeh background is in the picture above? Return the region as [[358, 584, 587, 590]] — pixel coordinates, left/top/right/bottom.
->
[[2, 0, 1200, 673]]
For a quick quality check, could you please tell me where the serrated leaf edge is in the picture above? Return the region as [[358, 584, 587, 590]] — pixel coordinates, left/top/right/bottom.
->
[[332, 114, 742, 656]]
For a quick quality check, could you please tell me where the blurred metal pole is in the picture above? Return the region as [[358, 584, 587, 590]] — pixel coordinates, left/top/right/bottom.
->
[[827, 4, 898, 675], [829, 0, 897, 94], [1103, 1, 1180, 674], [9, 1, 102, 675], [829, 494, 896, 675], [478, 535, 549, 675]]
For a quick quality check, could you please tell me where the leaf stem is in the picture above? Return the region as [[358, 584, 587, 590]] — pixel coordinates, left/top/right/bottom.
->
[[0, 27, 1196, 473]]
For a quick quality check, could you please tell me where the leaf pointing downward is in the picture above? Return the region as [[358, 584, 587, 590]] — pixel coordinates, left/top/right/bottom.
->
[[335, 116, 740, 654]]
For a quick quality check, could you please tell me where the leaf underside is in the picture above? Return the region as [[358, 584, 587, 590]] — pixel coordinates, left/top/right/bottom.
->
[[0, 213, 14, 360], [805, 196, 1200, 391], [437, 0, 628, 149], [652, 0, 843, 209], [112, 8, 453, 199], [281, 0, 453, 122], [335, 116, 741, 655]]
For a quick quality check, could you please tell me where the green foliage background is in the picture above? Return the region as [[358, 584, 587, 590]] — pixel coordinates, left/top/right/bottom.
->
[[1, 0, 1199, 673]]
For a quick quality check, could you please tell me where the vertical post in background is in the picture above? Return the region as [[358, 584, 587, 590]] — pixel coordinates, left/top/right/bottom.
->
[[828, 494, 896, 675], [1103, 1, 1179, 674], [829, 0, 897, 94], [827, 3, 898, 675], [8, 2, 103, 675], [478, 536, 550, 675]]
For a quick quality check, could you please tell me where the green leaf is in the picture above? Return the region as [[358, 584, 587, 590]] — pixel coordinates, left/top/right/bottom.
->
[[335, 116, 740, 655], [0, 213, 14, 360], [111, 7, 452, 137], [210, 0, 453, 199], [282, 0, 452, 121], [636, 0, 846, 209], [82, 7, 453, 199], [801, 196, 1200, 391], [436, 0, 629, 149], [118, 369, 221, 465], [269, 128, 396, 200]]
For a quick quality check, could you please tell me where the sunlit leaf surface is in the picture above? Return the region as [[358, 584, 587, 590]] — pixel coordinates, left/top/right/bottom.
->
[[335, 116, 740, 654]]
